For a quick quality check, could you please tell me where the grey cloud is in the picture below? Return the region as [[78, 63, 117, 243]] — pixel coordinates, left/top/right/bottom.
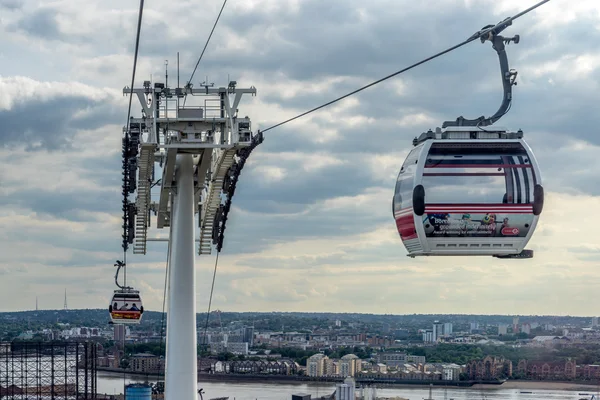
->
[[236, 159, 376, 206], [5, 5, 131, 49], [0, 188, 120, 218], [8, 8, 62, 39], [186, 0, 503, 81], [565, 245, 600, 262], [568, 245, 600, 254], [0, 0, 22, 10], [0, 96, 121, 150], [0, 225, 121, 265], [1, 0, 599, 312], [234, 227, 419, 270], [38, 251, 115, 269]]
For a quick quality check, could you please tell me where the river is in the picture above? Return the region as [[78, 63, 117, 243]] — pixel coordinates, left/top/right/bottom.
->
[[97, 372, 600, 400]]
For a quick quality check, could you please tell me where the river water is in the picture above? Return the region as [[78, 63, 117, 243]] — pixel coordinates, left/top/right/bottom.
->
[[97, 372, 598, 400]]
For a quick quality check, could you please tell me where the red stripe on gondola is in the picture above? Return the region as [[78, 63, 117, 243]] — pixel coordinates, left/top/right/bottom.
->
[[425, 206, 533, 209], [426, 203, 532, 207], [425, 203, 533, 214], [425, 164, 532, 168], [423, 173, 505, 176], [395, 208, 418, 240], [425, 207, 532, 210]]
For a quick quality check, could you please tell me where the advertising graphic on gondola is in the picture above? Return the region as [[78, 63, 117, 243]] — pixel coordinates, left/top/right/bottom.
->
[[423, 211, 533, 238]]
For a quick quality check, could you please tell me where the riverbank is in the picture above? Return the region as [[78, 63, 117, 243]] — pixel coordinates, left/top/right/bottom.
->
[[97, 369, 600, 392], [475, 380, 600, 391], [98, 369, 480, 387]]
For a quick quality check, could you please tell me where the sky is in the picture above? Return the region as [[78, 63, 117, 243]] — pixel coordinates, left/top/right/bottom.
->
[[0, 0, 599, 316]]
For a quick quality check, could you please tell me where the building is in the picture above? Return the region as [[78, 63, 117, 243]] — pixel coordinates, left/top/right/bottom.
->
[[424, 363, 462, 381], [243, 326, 254, 346], [428, 321, 452, 341], [394, 329, 409, 339], [529, 336, 569, 347], [129, 353, 163, 373], [324, 358, 338, 376], [114, 325, 126, 342], [378, 352, 425, 366], [407, 355, 426, 364], [443, 323, 453, 336], [335, 377, 355, 400], [582, 364, 600, 379], [292, 395, 311, 400], [442, 364, 461, 381], [339, 354, 360, 377], [227, 342, 249, 355], [516, 358, 577, 380], [465, 356, 512, 380], [210, 342, 227, 354], [498, 324, 508, 335], [373, 363, 387, 373], [432, 322, 444, 341], [422, 330, 434, 343], [307, 353, 328, 377], [379, 352, 407, 366]]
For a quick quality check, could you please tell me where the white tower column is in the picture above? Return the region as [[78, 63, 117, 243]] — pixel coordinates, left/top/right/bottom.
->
[[165, 153, 198, 400]]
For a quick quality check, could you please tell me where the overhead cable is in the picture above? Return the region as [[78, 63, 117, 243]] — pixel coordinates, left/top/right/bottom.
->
[[260, 0, 552, 134], [125, 0, 145, 127], [122, 0, 145, 283], [187, 0, 229, 87]]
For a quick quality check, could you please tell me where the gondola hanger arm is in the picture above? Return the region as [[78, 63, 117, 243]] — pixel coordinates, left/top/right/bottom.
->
[[114, 260, 132, 290]]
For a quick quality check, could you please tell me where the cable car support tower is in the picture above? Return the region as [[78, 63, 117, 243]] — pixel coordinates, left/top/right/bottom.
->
[[122, 77, 262, 400]]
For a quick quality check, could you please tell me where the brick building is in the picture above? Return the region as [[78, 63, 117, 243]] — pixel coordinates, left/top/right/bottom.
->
[[516, 358, 576, 380], [465, 356, 512, 380]]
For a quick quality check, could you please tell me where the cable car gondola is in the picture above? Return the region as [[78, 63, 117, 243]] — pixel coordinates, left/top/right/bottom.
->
[[393, 23, 543, 259], [108, 261, 144, 324], [109, 289, 144, 324]]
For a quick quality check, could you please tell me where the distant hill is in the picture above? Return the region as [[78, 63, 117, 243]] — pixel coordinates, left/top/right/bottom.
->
[[0, 309, 592, 334]]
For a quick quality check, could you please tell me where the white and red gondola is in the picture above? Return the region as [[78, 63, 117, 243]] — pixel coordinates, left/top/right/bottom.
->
[[393, 22, 543, 258], [108, 261, 144, 324]]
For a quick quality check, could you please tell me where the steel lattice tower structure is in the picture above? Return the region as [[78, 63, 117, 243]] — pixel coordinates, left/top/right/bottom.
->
[[122, 78, 258, 400]]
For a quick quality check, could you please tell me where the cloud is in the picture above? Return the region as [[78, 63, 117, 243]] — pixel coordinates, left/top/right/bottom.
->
[[0, 0, 22, 10], [0, 0, 598, 318], [0, 77, 123, 149]]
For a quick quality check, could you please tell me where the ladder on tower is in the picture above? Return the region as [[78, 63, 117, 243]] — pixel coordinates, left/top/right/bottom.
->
[[133, 143, 155, 254], [198, 147, 238, 255]]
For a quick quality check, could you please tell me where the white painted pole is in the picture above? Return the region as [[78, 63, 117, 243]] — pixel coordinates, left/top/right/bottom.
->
[[165, 153, 198, 400]]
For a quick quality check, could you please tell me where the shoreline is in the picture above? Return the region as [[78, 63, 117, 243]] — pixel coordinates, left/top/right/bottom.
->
[[475, 380, 600, 391], [97, 370, 600, 392]]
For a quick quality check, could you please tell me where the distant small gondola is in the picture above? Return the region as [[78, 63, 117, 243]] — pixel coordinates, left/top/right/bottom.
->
[[109, 289, 144, 324], [109, 260, 144, 324]]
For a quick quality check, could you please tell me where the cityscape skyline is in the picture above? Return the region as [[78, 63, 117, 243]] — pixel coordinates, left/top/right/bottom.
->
[[0, 0, 599, 314], [6, 305, 600, 319]]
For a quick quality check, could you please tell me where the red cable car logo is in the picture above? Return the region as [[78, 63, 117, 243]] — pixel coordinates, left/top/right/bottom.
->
[[501, 227, 520, 236]]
